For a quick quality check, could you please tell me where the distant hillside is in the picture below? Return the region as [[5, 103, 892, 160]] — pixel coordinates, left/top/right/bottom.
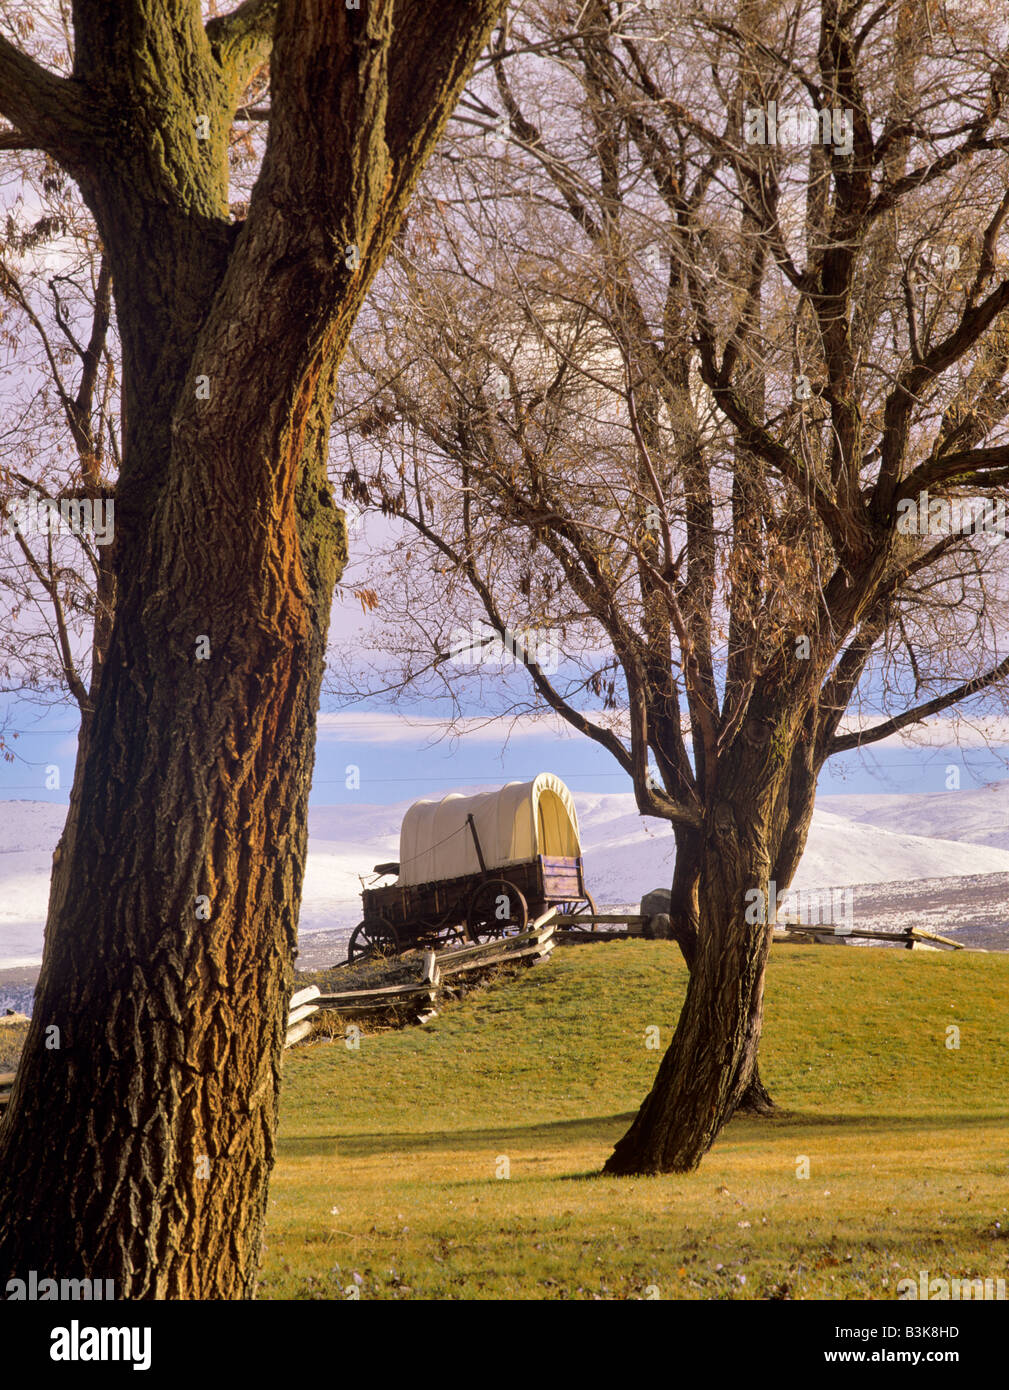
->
[[3, 782, 1009, 965]]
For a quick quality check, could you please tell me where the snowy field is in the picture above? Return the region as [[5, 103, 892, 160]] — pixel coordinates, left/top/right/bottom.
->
[[2, 782, 1008, 984]]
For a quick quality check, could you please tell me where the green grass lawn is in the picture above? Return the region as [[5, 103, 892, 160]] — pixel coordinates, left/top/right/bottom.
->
[[262, 941, 1009, 1300]]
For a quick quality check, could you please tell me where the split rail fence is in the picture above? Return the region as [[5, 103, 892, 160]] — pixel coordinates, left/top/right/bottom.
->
[[0, 920, 559, 1098], [278, 909, 968, 1048], [775, 921, 966, 949], [284, 908, 559, 1046]]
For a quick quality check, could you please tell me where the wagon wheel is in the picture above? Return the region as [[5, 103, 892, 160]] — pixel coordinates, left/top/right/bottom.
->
[[347, 916, 400, 963], [436, 896, 471, 947], [466, 879, 529, 943], [556, 891, 599, 931]]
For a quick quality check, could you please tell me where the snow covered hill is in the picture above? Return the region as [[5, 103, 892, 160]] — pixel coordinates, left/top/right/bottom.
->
[[2, 781, 1009, 966], [0, 801, 67, 966], [566, 788, 1009, 906], [818, 783, 1009, 851]]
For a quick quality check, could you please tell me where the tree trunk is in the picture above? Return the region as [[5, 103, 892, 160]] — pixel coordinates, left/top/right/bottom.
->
[[665, 823, 702, 966], [0, 331, 346, 1300], [0, 0, 507, 1298], [669, 823, 775, 1118], [732, 1042, 776, 1114], [607, 841, 772, 1172], [606, 714, 793, 1173]]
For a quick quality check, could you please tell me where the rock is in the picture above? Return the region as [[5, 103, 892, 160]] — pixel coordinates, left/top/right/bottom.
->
[[638, 889, 675, 939], [639, 887, 671, 918]]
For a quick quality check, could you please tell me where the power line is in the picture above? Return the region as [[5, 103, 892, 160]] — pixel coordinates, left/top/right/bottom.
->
[[0, 730, 79, 735], [0, 786, 69, 791]]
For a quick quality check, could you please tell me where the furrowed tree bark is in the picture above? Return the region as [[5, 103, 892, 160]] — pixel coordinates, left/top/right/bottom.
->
[[606, 707, 797, 1173], [730, 725, 822, 1117], [667, 824, 775, 1117], [0, 0, 505, 1299], [666, 824, 701, 968]]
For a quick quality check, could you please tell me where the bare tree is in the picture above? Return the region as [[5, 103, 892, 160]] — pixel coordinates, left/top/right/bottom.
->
[[0, 188, 117, 753], [331, 0, 1009, 1171]]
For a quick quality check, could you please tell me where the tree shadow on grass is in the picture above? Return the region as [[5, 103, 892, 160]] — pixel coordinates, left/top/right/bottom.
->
[[278, 1112, 636, 1158], [725, 1108, 1009, 1133], [278, 1106, 1007, 1160]]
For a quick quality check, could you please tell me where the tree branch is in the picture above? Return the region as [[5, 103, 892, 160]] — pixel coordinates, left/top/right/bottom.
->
[[0, 34, 88, 162], [873, 277, 1009, 512], [896, 445, 1009, 497], [829, 654, 1009, 755], [0, 127, 35, 151], [206, 0, 278, 86], [6, 527, 90, 713]]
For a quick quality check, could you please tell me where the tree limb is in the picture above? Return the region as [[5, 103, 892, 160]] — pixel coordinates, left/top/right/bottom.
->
[[0, 34, 88, 162], [896, 445, 1009, 497], [829, 654, 1009, 754], [7, 528, 90, 713], [0, 127, 35, 151], [873, 277, 1009, 511], [205, 0, 278, 86]]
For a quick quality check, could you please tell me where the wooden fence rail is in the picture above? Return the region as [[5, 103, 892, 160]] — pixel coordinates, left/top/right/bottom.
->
[[777, 922, 966, 949], [1, 929, 554, 1074], [284, 985, 321, 1049], [0, 905, 975, 1088], [284, 913, 559, 1045]]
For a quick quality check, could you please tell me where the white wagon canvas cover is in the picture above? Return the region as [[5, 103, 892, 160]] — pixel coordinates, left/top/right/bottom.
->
[[395, 773, 581, 888]]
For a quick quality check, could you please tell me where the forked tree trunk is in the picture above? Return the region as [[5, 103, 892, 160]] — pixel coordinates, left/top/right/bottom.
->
[[0, 0, 506, 1297], [608, 829, 773, 1172]]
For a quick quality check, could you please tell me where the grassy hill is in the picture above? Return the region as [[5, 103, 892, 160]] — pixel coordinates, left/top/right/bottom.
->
[[262, 941, 1009, 1300]]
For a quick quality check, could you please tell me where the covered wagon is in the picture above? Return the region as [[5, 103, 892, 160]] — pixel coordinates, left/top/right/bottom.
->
[[348, 773, 597, 960]]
